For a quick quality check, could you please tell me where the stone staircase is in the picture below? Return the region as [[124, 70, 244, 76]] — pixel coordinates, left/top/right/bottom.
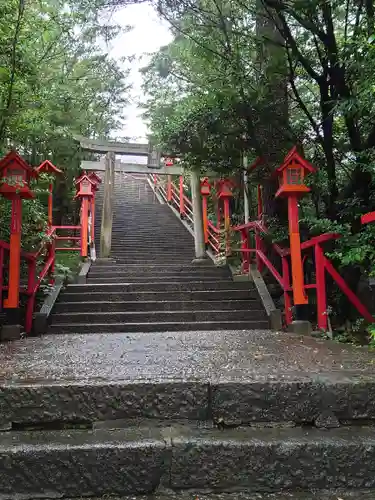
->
[[49, 174, 269, 333], [0, 173, 374, 499]]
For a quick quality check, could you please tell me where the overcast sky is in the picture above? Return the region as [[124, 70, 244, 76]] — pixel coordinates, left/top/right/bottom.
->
[[105, 3, 172, 142]]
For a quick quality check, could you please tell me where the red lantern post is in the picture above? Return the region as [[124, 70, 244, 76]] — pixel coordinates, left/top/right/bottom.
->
[[35, 160, 62, 226], [274, 147, 316, 313], [0, 151, 35, 309], [200, 178, 211, 245], [217, 179, 234, 254], [75, 173, 95, 257]]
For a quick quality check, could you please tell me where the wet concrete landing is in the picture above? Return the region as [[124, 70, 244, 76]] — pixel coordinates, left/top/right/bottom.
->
[[0, 330, 374, 384], [57, 493, 375, 500], [0, 330, 375, 383]]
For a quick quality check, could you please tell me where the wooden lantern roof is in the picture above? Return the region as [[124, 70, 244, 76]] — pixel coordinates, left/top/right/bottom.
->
[[88, 171, 102, 184], [35, 159, 62, 175]]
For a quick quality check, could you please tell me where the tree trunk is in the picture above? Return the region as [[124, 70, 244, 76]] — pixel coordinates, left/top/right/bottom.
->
[[256, 0, 290, 222]]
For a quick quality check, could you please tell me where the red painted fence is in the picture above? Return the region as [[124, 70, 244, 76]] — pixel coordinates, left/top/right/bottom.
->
[[234, 220, 375, 329], [150, 172, 375, 330], [0, 154, 99, 334]]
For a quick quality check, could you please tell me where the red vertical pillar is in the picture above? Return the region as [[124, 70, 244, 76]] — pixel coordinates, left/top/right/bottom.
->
[[202, 195, 209, 244], [0, 246, 3, 311], [288, 195, 307, 305], [282, 256, 293, 325], [240, 228, 250, 273], [4, 197, 22, 308], [48, 183, 53, 226], [315, 243, 327, 330], [179, 176, 185, 217], [223, 197, 231, 255], [167, 175, 172, 202], [81, 198, 89, 257], [257, 184, 263, 219], [255, 228, 265, 273], [91, 196, 96, 243], [217, 200, 221, 230]]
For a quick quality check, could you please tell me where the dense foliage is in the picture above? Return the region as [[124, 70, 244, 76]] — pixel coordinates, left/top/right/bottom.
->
[[0, 0, 131, 249], [141, 0, 375, 335]]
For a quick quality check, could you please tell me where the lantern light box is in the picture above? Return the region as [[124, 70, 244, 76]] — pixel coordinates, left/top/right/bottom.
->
[[274, 147, 316, 198], [0, 151, 35, 199], [217, 179, 235, 198], [75, 173, 95, 198], [200, 178, 211, 196], [164, 157, 174, 167]]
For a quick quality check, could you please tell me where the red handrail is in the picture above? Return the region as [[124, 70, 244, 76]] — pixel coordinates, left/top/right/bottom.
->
[[25, 227, 56, 332], [0, 226, 56, 333], [53, 225, 81, 252], [151, 174, 227, 255], [234, 221, 375, 329]]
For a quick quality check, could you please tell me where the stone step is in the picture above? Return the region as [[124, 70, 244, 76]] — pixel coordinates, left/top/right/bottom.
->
[[110, 220, 183, 225], [109, 222, 190, 227], [3, 330, 375, 427], [109, 233, 193, 237], [105, 255, 196, 261], [60, 289, 259, 302], [108, 248, 195, 253], [109, 226, 192, 231], [109, 240, 194, 246], [53, 299, 260, 313], [108, 248, 195, 254], [3, 373, 375, 428], [87, 275, 231, 284], [89, 267, 227, 275], [110, 246, 194, 251], [110, 238, 193, 244], [88, 269, 229, 278], [66, 281, 254, 293], [48, 319, 269, 334], [99, 258, 196, 264], [0, 424, 375, 498], [89, 264, 219, 272], [51, 309, 266, 324], [24, 491, 371, 500]]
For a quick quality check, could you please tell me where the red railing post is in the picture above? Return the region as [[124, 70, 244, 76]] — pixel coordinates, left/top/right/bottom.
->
[[202, 195, 209, 245], [282, 256, 293, 325], [240, 228, 250, 273], [91, 195, 96, 244], [255, 227, 264, 273], [27, 258, 36, 294], [25, 257, 37, 334], [49, 236, 56, 285], [257, 184, 263, 219], [48, 182, 53, 226], [0, 246, 4, 312], [315, 243, 327, 330], [167, 175, 172, 203], [179, 176, 185, 217]]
